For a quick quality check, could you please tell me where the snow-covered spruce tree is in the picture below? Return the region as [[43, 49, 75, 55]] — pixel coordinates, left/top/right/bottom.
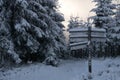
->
[[114, 4, 120, 42], [90, 0, 116, 57], [13, 0, 49, 63], [108, 4, 120, 56], [91, 0, 116, 29], [68, 16, 87, 29], [0, 0, 21, 64], [40, 0, 67, 63], [68, 16, 81, 29], [0, 0, 66, 66], [111, 4, 120, 43]]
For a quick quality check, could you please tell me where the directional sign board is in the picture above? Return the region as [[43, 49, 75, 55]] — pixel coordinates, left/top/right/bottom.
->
[[70, 41, 88, 50], [69, 28, 106, 43], [69, 27, 106, 50]]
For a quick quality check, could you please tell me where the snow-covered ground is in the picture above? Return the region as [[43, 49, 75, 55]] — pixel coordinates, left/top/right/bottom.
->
[[0, 58, 120, 80]]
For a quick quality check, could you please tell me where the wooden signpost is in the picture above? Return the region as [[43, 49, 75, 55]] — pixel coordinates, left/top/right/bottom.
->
[[69, 26, 106, 79], [69, 27, 106, 43], [69, 27, 106, 50]]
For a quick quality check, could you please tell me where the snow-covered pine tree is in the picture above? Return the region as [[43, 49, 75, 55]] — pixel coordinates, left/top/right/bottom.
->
[[13, 0, 48, 62], [112, 4, 120, 43], [68, 16, 87, 30], [0, 0, 66, 66], [68, 16, 81, 29], [115, 4, 120, 39], [90, 0, 116, 57], [108, 3, 120, 56], [40, 0, 67, 64], [91, 0, 116, 29], [0, 0, 21, 64]]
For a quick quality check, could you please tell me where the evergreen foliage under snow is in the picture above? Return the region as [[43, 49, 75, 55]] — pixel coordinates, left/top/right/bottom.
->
[[0, 0, 67, 66], [91, 0, 116, 29]]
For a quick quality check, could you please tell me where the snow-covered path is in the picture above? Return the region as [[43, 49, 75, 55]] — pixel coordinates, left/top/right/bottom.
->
[[0, 58, 120, 80]]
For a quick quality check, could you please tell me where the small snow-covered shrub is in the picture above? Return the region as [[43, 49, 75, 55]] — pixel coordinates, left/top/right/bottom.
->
[[44, 55, 59, 67]]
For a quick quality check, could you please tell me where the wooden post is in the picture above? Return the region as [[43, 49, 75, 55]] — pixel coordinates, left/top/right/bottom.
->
[[88, 26, 92, 79]]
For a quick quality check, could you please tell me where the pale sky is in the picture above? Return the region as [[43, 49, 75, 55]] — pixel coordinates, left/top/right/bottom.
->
[[58, 0, 95, 28]]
